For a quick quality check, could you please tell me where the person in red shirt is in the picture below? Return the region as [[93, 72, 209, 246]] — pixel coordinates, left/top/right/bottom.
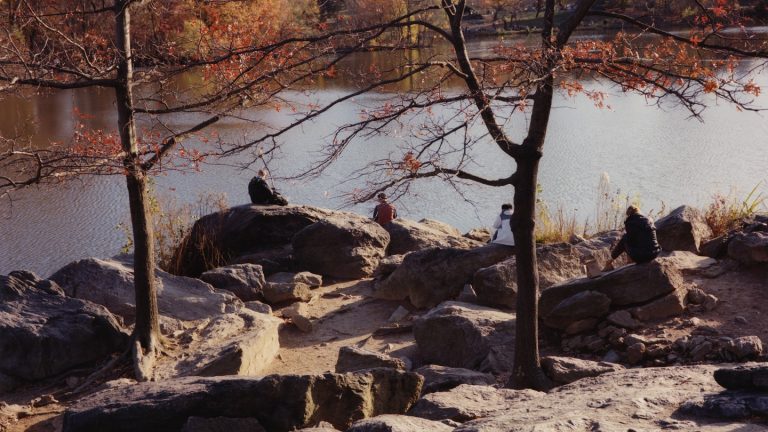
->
[[372, 193, 397, 226]]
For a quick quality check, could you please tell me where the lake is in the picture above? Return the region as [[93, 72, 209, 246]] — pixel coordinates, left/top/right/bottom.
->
[[2, 36, 767, 276]]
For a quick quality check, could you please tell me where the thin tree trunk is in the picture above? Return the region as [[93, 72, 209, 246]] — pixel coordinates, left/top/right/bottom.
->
[[115, 0, 160, 378]]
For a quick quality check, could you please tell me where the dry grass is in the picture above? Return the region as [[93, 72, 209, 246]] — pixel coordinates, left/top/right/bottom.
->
[[704, 183, 766, 237]]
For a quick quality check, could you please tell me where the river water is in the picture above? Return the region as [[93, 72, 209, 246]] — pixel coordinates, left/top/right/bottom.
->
[[2, 37, 768, 276]]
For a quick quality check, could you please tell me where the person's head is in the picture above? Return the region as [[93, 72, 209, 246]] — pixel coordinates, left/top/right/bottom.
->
[[257, 169, 268, 178], [377, 192, 387, 203], [501, 203, 513, 211], [626, 205, 640, 217]]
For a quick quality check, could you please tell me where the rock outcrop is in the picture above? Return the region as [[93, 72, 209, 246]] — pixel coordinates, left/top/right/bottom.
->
[[727, 232, 768, 266], [413, 302, 515, 373], [200, 264, 266, 302], [374, 244, 515, 308], [51, 256, 242, 323], [409, 384, 543, 422], [293, 217, 390, 279], [346, 415, 453, 432], [335, 346, 408, 373], [0, 271, 127, 382], [384, 218, 482, 255], [541, 356, 625, 385], [655, 205, 712, 253], [63, 370, 423, 432], [414, 365, 496, 394]]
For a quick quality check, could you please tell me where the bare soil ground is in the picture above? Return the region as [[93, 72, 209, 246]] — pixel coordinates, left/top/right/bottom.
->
[[3, 264, 766, 432]]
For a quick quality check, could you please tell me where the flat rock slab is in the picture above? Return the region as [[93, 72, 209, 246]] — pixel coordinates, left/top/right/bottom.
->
[[64, 369, 423, 432], [335, 346, 407, 373], [409, 384, 543, 422], [451, 365, 764, 432], [385, 218, 482, 255], [0, 271, 127, 381], [541, 356, 625, 385], [714, 365, 768, 391], [346, 414, 454, 432], [200, 264, 266, 302], [51, 257, 242, 323], [415, 365, 496, 394]]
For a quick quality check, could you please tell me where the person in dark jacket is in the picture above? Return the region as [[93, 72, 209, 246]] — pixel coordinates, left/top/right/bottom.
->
[[372, 193, 397, 226], [248, 169, 288, 205], [604, 205, 661, 270]]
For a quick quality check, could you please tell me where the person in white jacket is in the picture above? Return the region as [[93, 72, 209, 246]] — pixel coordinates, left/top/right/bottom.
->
[[491, 203, 516, 246]]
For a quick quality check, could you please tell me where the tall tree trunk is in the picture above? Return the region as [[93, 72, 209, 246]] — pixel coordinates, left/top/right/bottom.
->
[[115, 0, 160, 379], [508, 0, 556, 391]]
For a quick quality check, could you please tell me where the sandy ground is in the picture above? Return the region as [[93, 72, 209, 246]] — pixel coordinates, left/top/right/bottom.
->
[[3, 264, 767, 432]]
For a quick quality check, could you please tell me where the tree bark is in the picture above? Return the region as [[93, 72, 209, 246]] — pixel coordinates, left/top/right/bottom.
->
[[114, 0, 160, 374]]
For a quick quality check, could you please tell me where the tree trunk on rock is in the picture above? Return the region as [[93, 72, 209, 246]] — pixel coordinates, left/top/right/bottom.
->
[[115, 0, 160, 379]]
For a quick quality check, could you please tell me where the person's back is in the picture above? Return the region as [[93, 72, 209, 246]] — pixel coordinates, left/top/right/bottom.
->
[[248, 170, 288, 206], [491, 204, 515, 247], [373, 193, 397, 226], [623, 212, 660, 262]]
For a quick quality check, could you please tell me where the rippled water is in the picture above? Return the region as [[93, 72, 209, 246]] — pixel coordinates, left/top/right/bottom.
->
[[2, 38, 768, 276]]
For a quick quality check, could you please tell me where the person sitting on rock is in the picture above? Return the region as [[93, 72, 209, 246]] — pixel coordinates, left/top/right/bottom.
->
[[248, 169, 288, 206], [604, 205, 661, 270], [491, 203, 515, 246], [372, 193, 397, 226]]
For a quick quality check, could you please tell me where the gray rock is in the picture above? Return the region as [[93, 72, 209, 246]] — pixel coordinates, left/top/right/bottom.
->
[[335, 346, 407, 373], [0, 271, 127, 381], [656, 251, 717, 275], [63, 370, 423, 432], [373, 255, 404, 280], [606, 310, 641, 329], [409, 384, 543, 422], [543, 290, 611, 330], [414, 365, 496, 394], [262, 282, 312, 304], [655, 205, 713, 253], [244, 301, 272, 315], [155, 309, 281, 379], [282, 302, 314, 332], [700, 234, 730, 258], [419, 219, 462, 237], [630, 288, 686, 321], [51, 257, 242, 323], [200, 264, 266, 301], [539, 260, 684, 318], [541, 356, 625, 385], [627, 342, 646, 364], [680, 393, 768, 421], [714, 365, 768, 391], [176, 205, 335, 277], [385, 218, 482, 255], [347, 414, 453, 432], [293, 217, 390, 279], [723, 336, 764, 360], [413, 302, 515, 373], [181, 417, 265, 432], [295, 421, 340, 431], [266, 271, 322, 288], [689, 340, 714, 362], [727, 232, 768, 265], [375, 244, 515, 308], [388, 306, 410, 323]]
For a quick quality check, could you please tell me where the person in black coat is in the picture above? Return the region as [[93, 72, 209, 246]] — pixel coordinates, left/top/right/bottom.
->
[[604, 205, 661, 270], [248, 169, 288, 205]]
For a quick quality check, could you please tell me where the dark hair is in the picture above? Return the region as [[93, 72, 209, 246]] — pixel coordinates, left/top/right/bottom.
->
[[501, 203, 513, 210], [377, 193, 387, 200]]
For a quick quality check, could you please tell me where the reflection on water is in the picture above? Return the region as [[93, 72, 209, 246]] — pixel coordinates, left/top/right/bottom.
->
[[1, 37, 768, 276]]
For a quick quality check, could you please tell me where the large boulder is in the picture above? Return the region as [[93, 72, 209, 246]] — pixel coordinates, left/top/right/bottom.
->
[[409, 384, 543, 422], [543, 290, 611, 330], [0, 271, 127, 381], [50, 257, 242, 323], [375, 244, 515, 308], [199, 264, 266, 302], [63, 370, 423, 432], [384, 219, 482, 255], [292, 216, 390, 279], [727, 232, 768, 265], [346, 415, 453, 432], [655, 205, 712, 253], [539, 260, 684, 319], [266, 271, 323, 288], [413, 302, 515, 373], [175, 205, 335, 277], [472, 242, 591, 309], [154, 309, 281, 379]]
